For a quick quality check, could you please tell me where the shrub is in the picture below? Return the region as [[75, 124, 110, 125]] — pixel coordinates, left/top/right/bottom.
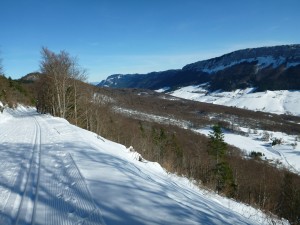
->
[[249, 151, 264, 159], [261, 131, 270, 141], [272, 138, 282, 146]]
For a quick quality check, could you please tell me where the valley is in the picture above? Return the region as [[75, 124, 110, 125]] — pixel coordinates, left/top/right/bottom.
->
[[1, 44, 300, 224]]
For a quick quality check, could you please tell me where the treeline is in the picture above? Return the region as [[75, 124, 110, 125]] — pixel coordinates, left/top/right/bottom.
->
[[0, 75, 33, 107], [33, 48, 300, 224], [0, 55, 36, 107]]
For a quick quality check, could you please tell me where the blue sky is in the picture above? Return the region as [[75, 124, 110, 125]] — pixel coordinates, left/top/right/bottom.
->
[[1, 0, 300, 82]]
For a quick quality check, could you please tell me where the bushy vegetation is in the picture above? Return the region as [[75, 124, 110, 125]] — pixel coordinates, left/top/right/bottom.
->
[[272, 138, 283, 146], [249, 151, 264, 159], [0, 55, 35, 106], [0, 75, 34, 107]]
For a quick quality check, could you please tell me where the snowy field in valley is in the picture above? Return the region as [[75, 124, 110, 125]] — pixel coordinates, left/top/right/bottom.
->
[[167, 85, 300, 116], [161, 85, 300, 173], [0, 105, 289, 224], [196, 128, 300, 174]]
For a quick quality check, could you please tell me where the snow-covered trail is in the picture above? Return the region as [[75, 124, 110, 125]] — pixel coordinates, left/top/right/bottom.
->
[[0, 110, 43, 225], [0, 107, 288, 225], [0, 108, 105, 225]]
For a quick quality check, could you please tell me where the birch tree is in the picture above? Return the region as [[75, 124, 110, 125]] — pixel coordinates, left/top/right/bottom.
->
[[69, 59, 87, 125], [39, 47, 87, 121]]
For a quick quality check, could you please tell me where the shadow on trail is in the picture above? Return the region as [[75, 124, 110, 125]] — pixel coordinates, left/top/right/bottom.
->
[[56, 140, 255, 225], [0, 139, 255, 225]]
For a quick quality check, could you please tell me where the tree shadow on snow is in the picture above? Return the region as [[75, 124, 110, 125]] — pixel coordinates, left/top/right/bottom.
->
[[0, 140, 255, 225]]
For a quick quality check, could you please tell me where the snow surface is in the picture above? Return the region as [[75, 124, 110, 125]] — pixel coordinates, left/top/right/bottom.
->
[[168, 85, 300, 116], [155, 87, 170, 93], [0, 105, 289, 224]]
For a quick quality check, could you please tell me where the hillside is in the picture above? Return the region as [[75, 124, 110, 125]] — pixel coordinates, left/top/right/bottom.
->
[[0, 105, 287, 225], [0, 75, 34, 107], [98, 44, 300, 91], [82, 87, 300, 224]]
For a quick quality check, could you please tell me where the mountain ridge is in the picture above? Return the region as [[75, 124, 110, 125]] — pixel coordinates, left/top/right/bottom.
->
[[98, 44, 300, 91]]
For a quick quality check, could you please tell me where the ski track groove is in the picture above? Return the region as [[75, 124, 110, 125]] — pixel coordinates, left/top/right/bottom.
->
[[14, 116, 41, 225], [0, 160, 19, 224], [40, 117, 106, 225], [44, 151, 105, 225], [0, 115, 38, 225], [1, 112, 107, 224]]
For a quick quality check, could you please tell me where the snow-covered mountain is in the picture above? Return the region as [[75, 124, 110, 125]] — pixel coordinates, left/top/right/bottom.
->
[[0, 105, 289, 225], [98, 44, 300, 91], [183, 44, 300, 73], [168, 84, 300, 116]]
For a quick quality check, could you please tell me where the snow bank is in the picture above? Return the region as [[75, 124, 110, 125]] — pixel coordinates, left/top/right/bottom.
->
[[0, 102, 12, 124]]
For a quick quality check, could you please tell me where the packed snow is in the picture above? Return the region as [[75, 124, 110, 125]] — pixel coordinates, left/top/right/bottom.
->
[[0, 105, 289, 224], [168, 85, 300, 116]]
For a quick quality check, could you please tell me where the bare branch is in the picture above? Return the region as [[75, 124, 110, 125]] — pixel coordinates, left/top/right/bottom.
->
[[38, 47, 89, 122]]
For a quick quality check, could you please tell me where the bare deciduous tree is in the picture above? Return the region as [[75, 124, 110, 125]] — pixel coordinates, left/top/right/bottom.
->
[[69, 59, 87, 125], [38, 47, 88, 121]]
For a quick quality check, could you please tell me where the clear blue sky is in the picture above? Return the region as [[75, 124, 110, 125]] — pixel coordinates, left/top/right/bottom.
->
[[1, 0, 300, 82]]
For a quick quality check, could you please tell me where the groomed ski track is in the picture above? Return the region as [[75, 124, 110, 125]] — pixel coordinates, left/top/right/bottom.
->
[[0, 108, 105, 225]]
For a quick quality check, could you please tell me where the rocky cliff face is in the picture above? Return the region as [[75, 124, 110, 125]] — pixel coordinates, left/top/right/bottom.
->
[[183, 45, 300, 73], [98, 45, 300, 91]]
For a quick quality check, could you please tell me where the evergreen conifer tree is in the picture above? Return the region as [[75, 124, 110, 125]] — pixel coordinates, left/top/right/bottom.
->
[[208, 124, 227, 164], [208, 124, 236, 194]]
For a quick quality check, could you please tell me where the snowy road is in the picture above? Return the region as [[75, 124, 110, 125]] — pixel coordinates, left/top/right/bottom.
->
[[0, 107, 288, 225]]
